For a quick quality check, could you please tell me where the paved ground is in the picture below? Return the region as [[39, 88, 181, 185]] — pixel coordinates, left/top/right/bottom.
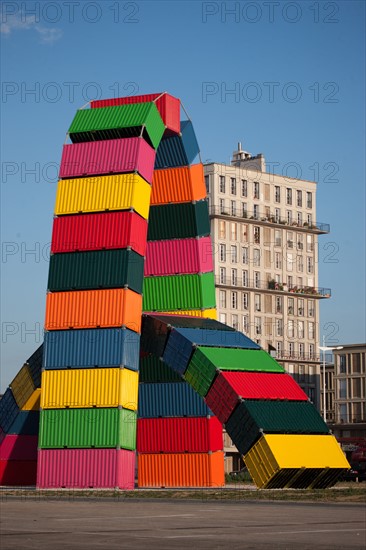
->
[[1, 497, 365, 549]]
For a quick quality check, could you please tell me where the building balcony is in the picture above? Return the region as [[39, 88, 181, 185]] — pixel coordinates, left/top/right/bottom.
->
[[276, 351, 323, 363], [215, 276, 331, 299], [208, 205, 330, 234]]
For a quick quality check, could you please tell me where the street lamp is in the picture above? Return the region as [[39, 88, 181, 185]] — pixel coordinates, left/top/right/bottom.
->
[[318, 336, 343, 423]]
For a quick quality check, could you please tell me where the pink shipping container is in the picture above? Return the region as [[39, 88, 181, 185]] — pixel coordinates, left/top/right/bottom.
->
[[51, 211, 148, 256], [144, 237, 213, 276], [205, 371, 309, 424], [59, 137, 156, 183], [91, 93, 180, 134], [37, 448, 135, 489], [137, 417, 223, 453], [0, 435, 38, 461]]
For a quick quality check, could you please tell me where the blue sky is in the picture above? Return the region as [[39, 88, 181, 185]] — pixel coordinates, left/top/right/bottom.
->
[[1, 0, 365, 389]]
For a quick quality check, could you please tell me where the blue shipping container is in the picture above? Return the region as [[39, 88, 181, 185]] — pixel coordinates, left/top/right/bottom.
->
[[7, 411, 40, 436], [44, 328, 140, 371], [162, 330, 194, 375], [0, 388, 19, 433], [27, 344, 44, 388], [138, 382, 212, 418], [169, 327, 260, 350], [154, 121, 199, 168]]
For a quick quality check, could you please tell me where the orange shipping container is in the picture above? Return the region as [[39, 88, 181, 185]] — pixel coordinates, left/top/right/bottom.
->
[[45, 289, 142, 333], [137, 452, 225, 488], [150, 164, 206, 205]]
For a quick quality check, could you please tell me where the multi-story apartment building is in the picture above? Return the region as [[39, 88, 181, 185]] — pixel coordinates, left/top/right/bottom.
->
[[204, 143, 331, 414]]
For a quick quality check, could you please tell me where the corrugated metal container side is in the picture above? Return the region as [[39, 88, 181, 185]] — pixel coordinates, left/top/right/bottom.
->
[[140, 315, 171, 357], [150, 164, 206, 205], [144, 237, 213, 276], [39, 408, 136, 450], [225, 400, 329, 456], [152, 309, 217, 319], [205, 372, 308, 424], [138, 383, 212, 418], [139, 355, 183, 383], [137, 417, 223, 453], [7, 411, 39, 436], [147, 201, 210, 241], [142, 273, 216, 312], [26, 344, 43, 388], [44, 328, 140, 371], [195, 347, 285, 373], [0, 389, 19, 433], [21, 389, 41, 411], [154, 121, 199, 168], [54, 174, 151, 220], [51, 211, 148, 256], [145, 314, 232, 332], [244, 434, 350, 489], [167, 327, 260, 349], [162, 329, 194, 375], [0, 435, 38, 461], [91, 93, 181, 134], [68, 103, 165, 150], [10, 365, 36, 409], [41, 368, 138, 410], [137, 452, 225, 488], [59, 137, 156, 183], [37, 449, 135, 489], [0, 460, 37, 486], [45, 288, 142, 332], [184, 348, 217, 397], [47, 249, 144, 294]]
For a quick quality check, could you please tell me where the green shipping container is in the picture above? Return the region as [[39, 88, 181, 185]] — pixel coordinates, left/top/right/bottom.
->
[[225, 400, 329, 456], [147, 201, 210, 241], [139, 355, 183, 383], [48, 249, 144, 294], [142, 272, 216, 311], [192, 347, 285, 374], [39, 408, 137, 450], [184, 348, 217, 397], [68, 103, 165, 150]]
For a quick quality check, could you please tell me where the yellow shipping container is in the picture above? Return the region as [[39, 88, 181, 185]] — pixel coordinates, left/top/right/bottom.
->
[[154, 308, 217, 319], [244, 434, 350, 490], [10, 364, 35, 409], [54, 174, 151, 220], [22, 388, 41, 411], [41, 368, 138, 411]]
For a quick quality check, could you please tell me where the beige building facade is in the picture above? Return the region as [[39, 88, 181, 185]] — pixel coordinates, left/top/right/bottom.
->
[[204, 144, 331, 415]]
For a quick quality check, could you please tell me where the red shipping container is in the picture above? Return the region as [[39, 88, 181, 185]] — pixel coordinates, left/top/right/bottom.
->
[[137, 417, 223, 453], [51, 211, 148, 256], [0, 460, 37, 486], [59, 137, 155, 183], [0, 435, 38, 461], [91, 93, 180, 134], [205, 371, 309, 424], [144, 237, 213, 276], [37, 449, 135, 489]]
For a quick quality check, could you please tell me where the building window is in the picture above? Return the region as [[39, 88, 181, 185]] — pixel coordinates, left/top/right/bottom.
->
[[352, 353, 361, 373], [299, 342, 305, 357], [232, 314, 239, 330], [286, 188, 292, 205], [287, 275, 293, 289], [254, 181, 260, 199], [231, 222, 237, 241], [307, 256, 314, 274], [219, 175, 225, 193], [297, 255, 304, 272], [297, 190, 302, 207], [289, 342, 295, 356], [287, 231, 294, 248], [298, 299, 304, 316], [339, 403, 347, 423], [231, 200, 236, 216], [253, 248, 261, 266], [255, 317, 262, 335], [231, 291, 238, 309], [306, 192, 312, 209], [288, 297, 294, 315], [288, 319, 294, 338], [255, 294, 261, 312], [219, 267, 226, 284], [297, 211, 303, 226], [219, 313, 226, 325], [254, 226, 260, 244], [286, 210, 292, 224], [254, 271, 261, 288], [242, 292, 249, 310], [219, 198, 226, 214], [297, 234, 304, 250], [339, 379, 347, 399], [242, 203, 247, 217], [274, 230, 281, 246], [231, 268, 237, 286], [231, 177, 237, 195], [219, 290, 226, 308], [219, 220, 226, 239], [219, 243, 226, 262], [240, 224, 248, 242], [299, 365, 305, 382], [275, 252, 282, 269], [204, 175, 210, 192], [242, 247, 248, 264], [242, 314, 249, 332], [275, 186, 281, 203], [307, 213, 312, 227], [276, 319, 283, 336], [231, 245, 237, 263], [298, 320, 304, 339], [242, 270, 248, 287], [253, 204, 259, 220], [275, 296, 282, 314], [287, 252, 294, 272], [276, 341, 283, 356], [306, 235, 313, 252], [308, 321, 314, 339], [241, 179, 247, 197], [339, 355, 346, 373], [275, 208, 280, 222], [309, 343, 315, 359]]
